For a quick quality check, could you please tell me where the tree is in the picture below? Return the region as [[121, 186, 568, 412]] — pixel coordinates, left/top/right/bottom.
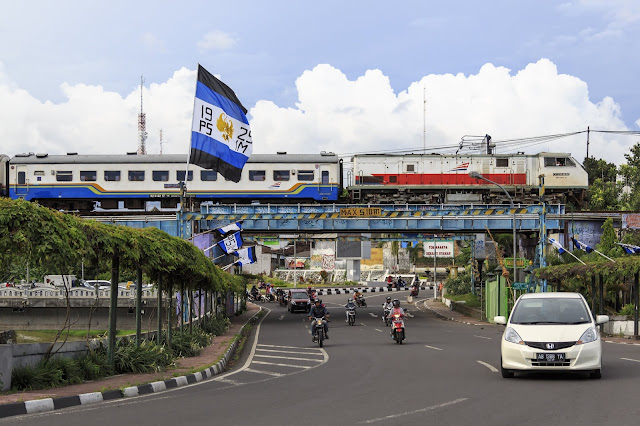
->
[[588, 178, 621, 211], [583, 156, 618, 186]]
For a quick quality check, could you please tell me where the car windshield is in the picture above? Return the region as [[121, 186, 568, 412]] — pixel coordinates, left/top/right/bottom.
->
[[291, 292, 307, 298], [510, 297, 591, 325]]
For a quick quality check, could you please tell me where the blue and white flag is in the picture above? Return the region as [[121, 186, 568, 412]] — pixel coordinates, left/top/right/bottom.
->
[[217, 231, 244, 254], [548, 238, 566, 254], [234, 246, 257, 266], [617, 243, 640, 254], [572, 237, 594, 253], [189, 64, 253, 183], [215, 221, 243, 236]]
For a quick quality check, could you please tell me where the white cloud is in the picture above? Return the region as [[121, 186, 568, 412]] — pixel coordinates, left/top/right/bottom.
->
[[0, 59, 635, 165], [141, 32, 167, 53], [197, 30, 237, 50]]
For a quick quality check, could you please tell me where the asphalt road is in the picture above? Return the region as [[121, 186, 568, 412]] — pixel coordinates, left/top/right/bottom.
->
[[7, 292, 640, 425]]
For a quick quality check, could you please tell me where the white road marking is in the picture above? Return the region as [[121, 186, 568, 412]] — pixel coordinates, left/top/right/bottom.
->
[[256, 348, 322, 356], [278, 315, 285, 320], [360, 323, 367, 326], [258, 343, 316, 350], [374, 328, 383, 333], [369, 312, 378, 318], [476, 360, 498, 372], [244, 368, 284, 377], [406, 312, 414, 318], [213, 377, 244, 385], [360, 398, 469, 424], [424, 345, 443, 351], [252, 360, 312, 369], [473, 335, 492, 340], [621, 357, 640, 363], [254, 354, 323, 362]]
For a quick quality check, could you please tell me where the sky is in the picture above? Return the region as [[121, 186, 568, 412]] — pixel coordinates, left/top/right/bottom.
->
[[0, 0, 639, 165]]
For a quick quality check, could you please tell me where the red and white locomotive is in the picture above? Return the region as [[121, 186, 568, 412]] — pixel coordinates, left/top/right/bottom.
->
[[347, 152, 588, 206]]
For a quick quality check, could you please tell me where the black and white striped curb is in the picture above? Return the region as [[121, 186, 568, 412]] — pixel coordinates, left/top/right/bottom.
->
[[314, 285, 433, 296], [0, 310, 261, 419]]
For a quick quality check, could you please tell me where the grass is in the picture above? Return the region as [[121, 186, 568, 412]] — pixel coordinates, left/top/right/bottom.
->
[[445, 293, 481, 309], [16, 329, 136, 343]]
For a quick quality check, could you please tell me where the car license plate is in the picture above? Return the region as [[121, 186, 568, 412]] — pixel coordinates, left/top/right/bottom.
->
[[536, 353, 565, 362]]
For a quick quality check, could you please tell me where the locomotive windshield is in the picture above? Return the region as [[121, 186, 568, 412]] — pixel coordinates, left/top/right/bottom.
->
[[544, 157, 575, 167]]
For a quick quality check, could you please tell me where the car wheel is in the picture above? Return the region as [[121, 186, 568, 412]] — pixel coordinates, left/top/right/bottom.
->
[[500, 358, 514, 378], [590, 369, 601, 379]]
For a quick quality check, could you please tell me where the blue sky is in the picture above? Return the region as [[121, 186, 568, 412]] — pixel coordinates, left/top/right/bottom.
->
[[0, 0, 638, 164]]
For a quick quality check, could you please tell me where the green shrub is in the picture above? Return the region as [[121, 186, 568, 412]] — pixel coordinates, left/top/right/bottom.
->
[[200, 316, 230, 336], [619, 304, 635, 317], [444, 270, 472, 296], [47, 356, 83, 385], [115, 340, 173, 374], [171, 329, 211, 357], [11, 364, 44, 391]]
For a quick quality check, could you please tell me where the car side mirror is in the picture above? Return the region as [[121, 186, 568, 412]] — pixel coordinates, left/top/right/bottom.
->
[[494, 316, 507, 325], [596, 315, 609, 325]]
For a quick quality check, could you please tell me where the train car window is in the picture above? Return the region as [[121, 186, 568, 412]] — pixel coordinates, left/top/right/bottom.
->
[[153, 171, 169, 182], [406, 165, 415, 172], [104, 171, 121, 181], [18, 172, 25, 185], [56, 171, 73, 182], [80, 171, 97, 182], [273, 170, 290, 181], [249, 170, 265, 181], [297, 170, 315, 181], [33, 171, 44, 176], [128, 171, 145, 182], [322, 170, 329, 185], [565, 158, 576, 166], [496, 158, 509, 167], [544, 157, 556, 167], [201, 170, 217, 181], [176, 171, 194, 181]]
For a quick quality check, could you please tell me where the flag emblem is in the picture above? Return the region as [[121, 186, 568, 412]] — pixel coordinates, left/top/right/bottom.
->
[[450, 162, 469, 172], [216, 113, 234, 142]]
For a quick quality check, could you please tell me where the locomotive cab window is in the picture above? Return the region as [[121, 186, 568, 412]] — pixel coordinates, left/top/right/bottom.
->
[[249, 170, 266, 181], [128, 171, 145, 182], [406, 164, 415, 172], [56, 171, 73, 182], [80, 171, 97, 182], [496, 158, 509, 167], [273, 170, 290, 181], [104, 171, 121, 182], [153, 171, 169, 182], [201, 170, 217, 181], [544, 157, 574, 167], [176, 171, 193, 181], [298, 170, 315, 181]]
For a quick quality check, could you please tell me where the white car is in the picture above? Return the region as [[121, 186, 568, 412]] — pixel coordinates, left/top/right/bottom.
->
[[495, 292, 609, 379]]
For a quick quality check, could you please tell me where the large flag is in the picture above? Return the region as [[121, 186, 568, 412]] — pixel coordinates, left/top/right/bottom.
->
[[217, 231, 244, 254], [617, 243, 640, 254], [548, 237, 566, 254], [215, 221, 243, 236], [189, 65, 253, 183], [572, 237, 594, 253], [234, 246, 257, 266]]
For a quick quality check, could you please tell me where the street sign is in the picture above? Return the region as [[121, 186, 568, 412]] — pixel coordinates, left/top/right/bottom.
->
[[504, 258, 528, 269], [339, 207, 382, 217]]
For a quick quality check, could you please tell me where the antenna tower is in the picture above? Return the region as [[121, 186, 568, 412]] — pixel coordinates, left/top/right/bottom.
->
[[159, 129, 165, 155], [137, 76, 148, 155]]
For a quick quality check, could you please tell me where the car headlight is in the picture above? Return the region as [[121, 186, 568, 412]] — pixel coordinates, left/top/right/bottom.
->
[[577, 327, 598, 344], [504, 327, 524, 345], [291, 301, 296, 305]]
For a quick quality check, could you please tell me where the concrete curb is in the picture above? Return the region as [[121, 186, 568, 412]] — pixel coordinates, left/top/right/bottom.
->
[[0, 309, 262, 419], [314, 285, 433, 296], [421, 299, 488, 326]]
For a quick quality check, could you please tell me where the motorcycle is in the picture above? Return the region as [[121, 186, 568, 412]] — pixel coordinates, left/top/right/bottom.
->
[[410, 284, 419, 297], [346, 306, 356, 326], [391, 313, 405, 344], [266, 292, 276, 302], [355, 295, 367, 307], [383, 307, 392, 326], [311, 316, 327, 347], [396, 278, 406, 288]]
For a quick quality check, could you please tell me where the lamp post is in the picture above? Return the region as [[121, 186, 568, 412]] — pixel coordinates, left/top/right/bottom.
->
[[484, 270, 496, 322], [469, 171, 517, 288]]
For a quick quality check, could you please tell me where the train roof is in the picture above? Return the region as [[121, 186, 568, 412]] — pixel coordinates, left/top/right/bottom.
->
[[9, 152, 340, 165], [351, 152, 573, 158]]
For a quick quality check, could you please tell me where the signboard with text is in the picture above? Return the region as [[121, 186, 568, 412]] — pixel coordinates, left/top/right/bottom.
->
[[423, 240, 454, 258]]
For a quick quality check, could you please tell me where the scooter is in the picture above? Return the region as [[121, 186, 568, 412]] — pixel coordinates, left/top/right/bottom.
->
[[391, 313, 405, 344], [410, 284, 419, 297], [311, 316, 327, 347], [346, 306, 356, 326], [355, 295, 367, 307], [383, 307, 392, 326]]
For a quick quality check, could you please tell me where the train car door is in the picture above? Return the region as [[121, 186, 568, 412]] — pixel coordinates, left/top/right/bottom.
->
[[14, 164, 28, 197], [318, 166, 331, 196]]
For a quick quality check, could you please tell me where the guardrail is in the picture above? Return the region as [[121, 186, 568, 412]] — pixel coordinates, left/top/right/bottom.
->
[[0, 287, 160, 300]]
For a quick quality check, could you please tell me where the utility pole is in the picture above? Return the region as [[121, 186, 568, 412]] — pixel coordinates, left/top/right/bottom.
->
[[586, 126, 590, 159], [423, 85, 426, 153]]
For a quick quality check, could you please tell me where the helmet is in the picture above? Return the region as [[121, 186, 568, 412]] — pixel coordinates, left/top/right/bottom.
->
[[314, 298, 321, 304], [347, 298, 351, 303], [392, 299, 400, 307], [386, 296, 391, 301]]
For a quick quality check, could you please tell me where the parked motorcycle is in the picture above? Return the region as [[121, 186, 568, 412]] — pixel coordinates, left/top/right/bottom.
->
[[391, 313, 405, 344], [311, 316, 327, 347], [346, 306, 356, 326]]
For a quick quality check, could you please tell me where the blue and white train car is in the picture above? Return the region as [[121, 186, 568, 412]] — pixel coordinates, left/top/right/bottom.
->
[[6, 152, 342, 211]]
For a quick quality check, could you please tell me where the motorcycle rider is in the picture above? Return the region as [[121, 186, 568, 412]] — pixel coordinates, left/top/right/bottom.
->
[[389, 299, 405, 338], [382, 296, 393, 322], [250, 284, 259, 300], [353, 290, 363, 305], [344, 298, 357, 322], [308, 299, 329, 340]]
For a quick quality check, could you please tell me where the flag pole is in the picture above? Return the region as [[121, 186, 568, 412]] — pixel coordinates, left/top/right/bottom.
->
[[565, 250, 586, 265], [593, 249, 615, 262]]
